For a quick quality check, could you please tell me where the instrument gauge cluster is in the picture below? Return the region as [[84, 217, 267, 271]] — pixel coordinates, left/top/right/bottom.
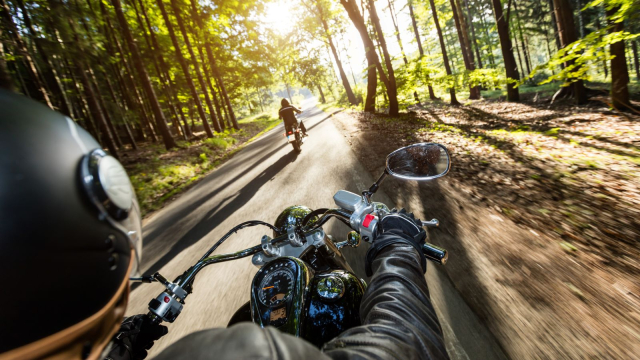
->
[[250, 257, 311, 334]]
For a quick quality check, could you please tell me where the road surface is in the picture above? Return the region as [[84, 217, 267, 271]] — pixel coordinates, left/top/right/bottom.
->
[[127, 98, 507, 359]]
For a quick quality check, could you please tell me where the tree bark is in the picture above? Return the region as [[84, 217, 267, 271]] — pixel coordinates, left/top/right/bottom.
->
[[408, 0, 437, 99], [552, 0, 587, 104], [631, 40, 639, 82], [99, 0, 156, 142], [464, 0, 483, 69], [490, 0, 520, 101], [0, 0, 52, 107], [367, 0, 399, 115], [478, 7, 496, 67], [606, 6, 630, 108], [155, 0, 214, 137], [129, 0, 184, 139], [339, 0, 394, 112], [317, 85, 327, 103], [315, 1, 358, 105], [513, 1, 532, 76], [111, 0, 177, 149], [388, 0, 420, 104], [428, 0, 459, 104], [136, 0, 191, 137], [167, 0, 221, 133], [0, 37, 12, 90], [14, 0, 71, 115], [450, 0, 480, 99]]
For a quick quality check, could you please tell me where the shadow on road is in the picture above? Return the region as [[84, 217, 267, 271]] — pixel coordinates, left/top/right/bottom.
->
[[138, 144, 299, 284]]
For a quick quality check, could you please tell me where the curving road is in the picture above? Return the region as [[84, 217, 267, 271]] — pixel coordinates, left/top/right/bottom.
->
[[126, 98, 507, 359]]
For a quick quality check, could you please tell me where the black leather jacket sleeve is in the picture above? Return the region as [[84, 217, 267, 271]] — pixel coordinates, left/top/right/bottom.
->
[[153, 242, 448, 360]]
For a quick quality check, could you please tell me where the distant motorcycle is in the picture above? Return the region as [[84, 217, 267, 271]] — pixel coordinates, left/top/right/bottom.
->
[[284, 111, 304, 153], [132, 143, 451, 348]]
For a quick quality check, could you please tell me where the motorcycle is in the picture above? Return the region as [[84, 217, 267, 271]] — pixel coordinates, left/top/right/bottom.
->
[[131, 142, 451, 348], [284, 111, 304, 153]]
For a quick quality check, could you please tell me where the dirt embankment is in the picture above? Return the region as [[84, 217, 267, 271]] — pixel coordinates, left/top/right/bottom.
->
[[331, 100, 640, 359]]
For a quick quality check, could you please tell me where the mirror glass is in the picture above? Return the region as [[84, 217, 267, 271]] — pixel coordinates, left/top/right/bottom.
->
[[386, 143, 450, 180]]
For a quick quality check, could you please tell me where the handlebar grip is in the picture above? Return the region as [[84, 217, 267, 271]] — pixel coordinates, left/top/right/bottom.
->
[[422, 243, 448, 265]]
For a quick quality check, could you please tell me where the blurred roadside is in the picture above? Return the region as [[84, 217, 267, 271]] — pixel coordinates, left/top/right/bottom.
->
[[332, 101, 640, 359]]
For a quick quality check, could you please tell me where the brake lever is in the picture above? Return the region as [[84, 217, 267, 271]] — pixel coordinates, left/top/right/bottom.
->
[[421, 219, 439, 228], [130, 275, 157, 283]]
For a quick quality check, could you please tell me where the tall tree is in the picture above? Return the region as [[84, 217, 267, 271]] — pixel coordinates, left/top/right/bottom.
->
[[408, 0, 437, 99], [490, 0, 520, 101], [312, 0, 358, 105], [0, 0, 52, 107], [428, 0, 460, 104], [339, 0, 398, 115], [387, 0, 420, 103], [110, 0, 177, 150], [606, 5, 630, 108], [449, 0, 480, 99], [551, 0, 587, 104], [463, 0, 483, 69], [167, 0, 221, 133], [155, 0, 214, 137], [367, 0, 399, 115]]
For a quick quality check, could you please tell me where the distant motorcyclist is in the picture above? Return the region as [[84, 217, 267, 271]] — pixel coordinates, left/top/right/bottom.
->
[[0, 89, 448, 360], [278, 98, 308, 137]]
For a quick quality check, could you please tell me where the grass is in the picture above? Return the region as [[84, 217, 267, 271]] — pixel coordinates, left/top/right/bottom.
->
[[317, 99, 342, 114], [126, 112, 280, 217]]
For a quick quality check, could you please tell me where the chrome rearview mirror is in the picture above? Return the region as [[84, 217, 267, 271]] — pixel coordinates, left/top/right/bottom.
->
[[386, 143, 450, 180]]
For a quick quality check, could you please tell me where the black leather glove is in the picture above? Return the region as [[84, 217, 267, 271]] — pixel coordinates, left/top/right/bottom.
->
[[365, 209, 427, 276], [105, 315, 168, 360]]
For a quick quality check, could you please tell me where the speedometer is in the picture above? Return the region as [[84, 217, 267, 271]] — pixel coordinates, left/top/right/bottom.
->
[[259, 269, 293, 307]]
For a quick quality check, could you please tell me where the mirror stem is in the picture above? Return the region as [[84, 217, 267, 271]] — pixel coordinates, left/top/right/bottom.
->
[[363, 170, 388, 204]]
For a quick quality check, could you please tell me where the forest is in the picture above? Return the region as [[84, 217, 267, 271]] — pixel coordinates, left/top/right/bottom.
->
[[0, 0, 638, 156], [2, 0, 640, 358]]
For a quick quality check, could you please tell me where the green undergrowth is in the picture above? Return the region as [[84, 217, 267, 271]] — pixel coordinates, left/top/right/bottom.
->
[[126, 113, 279, 217]]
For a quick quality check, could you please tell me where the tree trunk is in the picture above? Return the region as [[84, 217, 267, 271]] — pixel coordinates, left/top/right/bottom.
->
[[155, 0, 213, 137], [136, 0, 191, 137], [490, 0, 520, 101], [111, 0, 177, 150], [367, 0, 399, 115], [607, 6, 630, 108], [450, 0, 480, 99], [14, 0, 72, 115], [408, 0, 437, 99], [167, 0, 221, 133], [129, 0, 184, 139], [365, 56, 377, 112], [316, 1, 358, 105], [428, 0, 459, 104], [99, 0, 156, 142], [317, 85, 327, 103], [340, 0, 394, 112], [478, 7, 496, 67], [388, 0, 420, 104], [0, 36, 13, 90], [552, 0, 587, 104], [215, 72, 239, 130], [197, 45, 225, 129], [0, 0, 52, 107], [464, 0, 483, 69], [513, 1, 532, 77], [631, 40, 639, 82]]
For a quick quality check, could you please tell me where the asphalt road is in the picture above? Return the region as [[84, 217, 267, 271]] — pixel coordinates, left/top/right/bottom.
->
[[127, 98, 507, 359]]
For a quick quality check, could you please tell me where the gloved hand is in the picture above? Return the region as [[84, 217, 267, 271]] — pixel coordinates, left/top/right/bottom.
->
[[105, 315, 168, 360], [365, 209, 427, 276]]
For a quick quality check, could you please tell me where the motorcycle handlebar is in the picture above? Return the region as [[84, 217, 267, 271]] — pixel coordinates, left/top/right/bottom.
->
[[422, 243, 448, 265]]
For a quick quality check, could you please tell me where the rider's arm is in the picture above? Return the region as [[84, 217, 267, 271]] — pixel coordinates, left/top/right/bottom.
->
[[322, 240, 449, 360]]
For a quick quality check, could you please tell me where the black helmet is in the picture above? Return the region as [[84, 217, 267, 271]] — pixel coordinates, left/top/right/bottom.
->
[[281, 98, 290, 107], [0, 90, 141, 358]]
